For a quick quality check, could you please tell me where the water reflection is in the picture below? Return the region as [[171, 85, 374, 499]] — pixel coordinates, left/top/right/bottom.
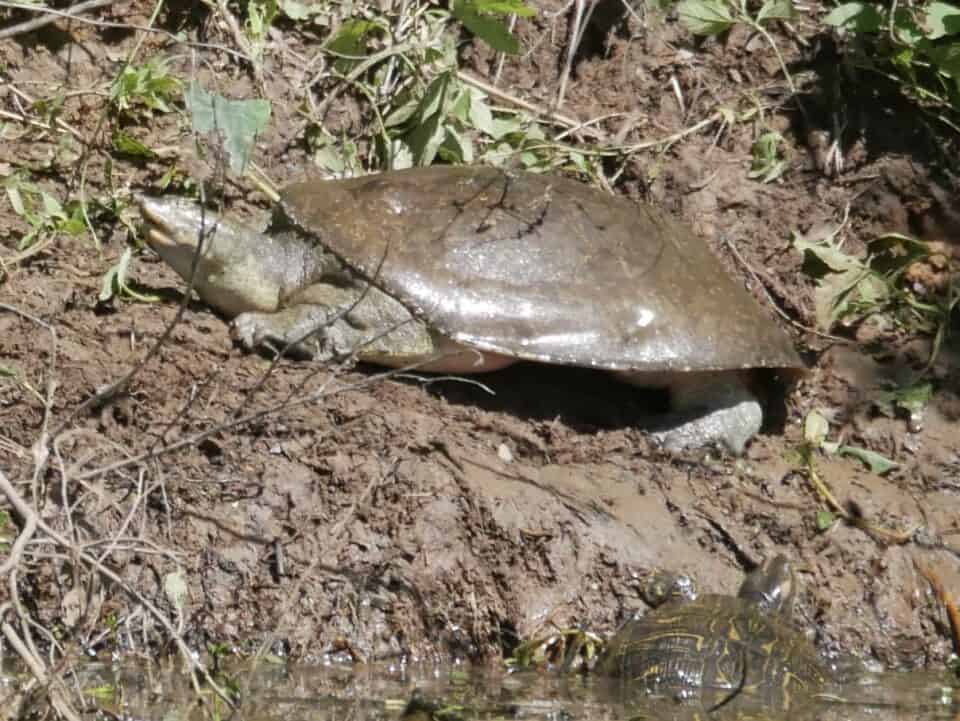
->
[[86, 661, 958, 721]]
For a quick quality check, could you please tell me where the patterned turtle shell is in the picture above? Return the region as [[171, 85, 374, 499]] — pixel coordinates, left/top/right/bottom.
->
[[596, 556, 827, 709]]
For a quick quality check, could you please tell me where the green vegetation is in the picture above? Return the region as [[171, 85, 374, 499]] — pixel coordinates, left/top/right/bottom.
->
[[109, 57, 182, 117], [748, 131, 788, 183], [795, 227, 955, 368], [4, 171, 85, 250], [184, 83, 271, 174], [452, 0, 536, 54], [825, 1, 960, 130], [679, 0, 960, 131]]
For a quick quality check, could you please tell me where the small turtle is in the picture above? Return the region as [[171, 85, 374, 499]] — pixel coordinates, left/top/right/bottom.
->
[[595, 555, 827, 710], [139, 167, 803, 453]]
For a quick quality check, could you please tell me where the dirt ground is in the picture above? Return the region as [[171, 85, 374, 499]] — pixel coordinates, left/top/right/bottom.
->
[[1, 0, 959, 689]]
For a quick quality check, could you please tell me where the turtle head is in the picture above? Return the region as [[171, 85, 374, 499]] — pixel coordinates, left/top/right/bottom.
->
[[139, 196, 288, 317], [738, 554, 796, 615]]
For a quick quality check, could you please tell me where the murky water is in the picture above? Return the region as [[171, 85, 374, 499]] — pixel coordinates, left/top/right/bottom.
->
[[70, 660, 960, 721]]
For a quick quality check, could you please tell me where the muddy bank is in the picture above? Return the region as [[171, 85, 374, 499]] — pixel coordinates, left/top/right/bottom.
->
[[0, 1, 959, 713]]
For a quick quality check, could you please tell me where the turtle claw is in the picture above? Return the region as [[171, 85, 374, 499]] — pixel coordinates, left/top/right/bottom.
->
[[230, 312, 270, 352]]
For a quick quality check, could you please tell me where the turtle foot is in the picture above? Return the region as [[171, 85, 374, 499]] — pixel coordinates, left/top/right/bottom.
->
[[230, 307, 349, 361], [651, 397, 763, 455]]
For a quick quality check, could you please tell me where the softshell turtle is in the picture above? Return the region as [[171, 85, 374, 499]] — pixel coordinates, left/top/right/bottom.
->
[[139, 166, 803, 453], [596, 555, 827, 710]]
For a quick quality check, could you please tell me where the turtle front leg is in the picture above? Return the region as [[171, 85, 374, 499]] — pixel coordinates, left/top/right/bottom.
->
[[231, 303, 357, 359], [617, 370, 763, 454], [654, 388, 762, 456], [230, 282, 434, 362]]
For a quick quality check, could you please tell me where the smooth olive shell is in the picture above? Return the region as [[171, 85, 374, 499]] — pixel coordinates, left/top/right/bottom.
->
[[281, 167, 803, 373]]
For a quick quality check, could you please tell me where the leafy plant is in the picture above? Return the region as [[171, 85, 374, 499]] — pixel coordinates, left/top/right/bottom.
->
[[278, 0, 326, 21], [451, 0, 535, 54], [110, 57, 181, 116], [100, 247, 159, 304], [379, 69, 575, 171], [245, 0, 280, 46], [183, 82, 271, 175], [308, 127, 361, 176], [794, 228, 946, 331], [5, 172, 86, 250], [300, 0, 587, 175], [677, 0, 796, 36], [803, 408, 899, 474], [111, 130, 159, 160], [874, 379, 933, 430], [797, 409, 910, 547], [824, 1, 960, 124], [325, 18, 383, 74], [676, 0, 796, 74], [748, 130, 789, 182]]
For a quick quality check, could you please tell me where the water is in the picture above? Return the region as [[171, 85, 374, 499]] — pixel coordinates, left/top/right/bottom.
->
[[73, 660, 960, 721]]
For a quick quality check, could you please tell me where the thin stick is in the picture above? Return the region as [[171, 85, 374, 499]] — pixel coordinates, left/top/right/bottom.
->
[[0, 0, 115, 39], [458, 70, 588, 132], [0, 469, 238, 710]]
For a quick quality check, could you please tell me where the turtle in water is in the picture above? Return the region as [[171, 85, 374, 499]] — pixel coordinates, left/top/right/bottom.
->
[[595, 555, 828, 712], [139, 166, 803, 453]]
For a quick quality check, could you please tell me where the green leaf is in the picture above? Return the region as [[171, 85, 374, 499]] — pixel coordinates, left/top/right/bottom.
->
[[59, 202, 86, 236], [923, 1, 960, 39], [110, 58, 180, 114], [246, 0, 279, 41], [803, 409, 830, 446], [100, 247, 130, 302], [439, 126, 474, 163], [793, 233, 893, 329], [925, 43, 960, 77], [815, 510, 836, 531], [895, 381, 933, 415], [325, 19, 379, 73], [103, 247, 159, 303], [41, 192, 64, 219], [408, 112, 445, 166], [112, 130, 158, 159], [678, 0, 735, 35], [389, 139, 414, 169], [383, 93, 421, 128], [757, 0, 795, 23], [489, 115, 524, 140], [183, 82, 271, 175], [418, 72, 453, 121], [866, 233, 929, 276], [6, 184, 24, 215], [467, 91, 495, 135], [473, 0, 536, 15], [568, 151, 589, 174], [823, 2, 884, 31], [748, 131, 788, 183], [875, 381, 933, 418], [450, 87, 472, 124], [164, 570, 188, 611], [836, 445, 899, 474], [453, 0, 522, 53], [280, 0, 323, 20]]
